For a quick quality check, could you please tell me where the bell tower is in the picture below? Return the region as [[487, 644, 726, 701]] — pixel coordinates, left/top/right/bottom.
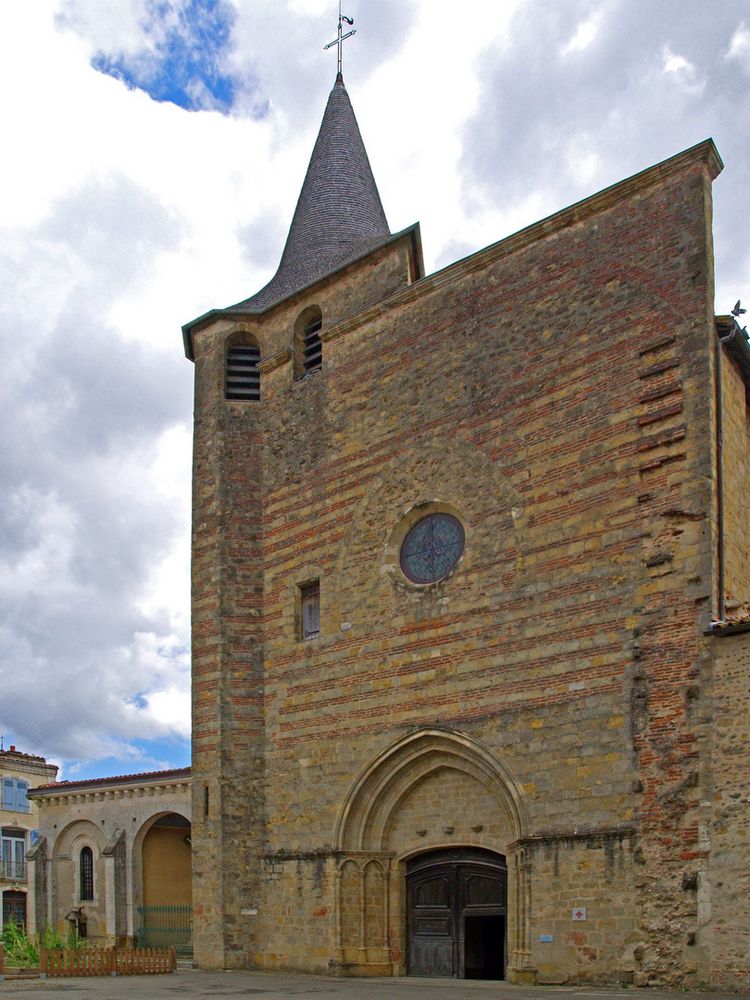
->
[[182, 68, 422, 967]]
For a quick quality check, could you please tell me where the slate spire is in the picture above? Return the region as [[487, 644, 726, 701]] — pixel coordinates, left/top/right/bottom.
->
[[238, 74, 390, 313]]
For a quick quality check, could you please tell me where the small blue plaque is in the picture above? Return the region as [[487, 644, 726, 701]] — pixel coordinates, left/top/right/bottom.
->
[[539, 934, 554, 943]]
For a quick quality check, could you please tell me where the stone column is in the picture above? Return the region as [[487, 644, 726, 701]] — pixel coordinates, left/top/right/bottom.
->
[[507, 845, 534, 983], [102, 829, 125, 944], [26, 837, 48, 936]]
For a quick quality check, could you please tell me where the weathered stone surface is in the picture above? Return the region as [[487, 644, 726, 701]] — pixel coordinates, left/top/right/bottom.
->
[[187, 137, 749, 988]]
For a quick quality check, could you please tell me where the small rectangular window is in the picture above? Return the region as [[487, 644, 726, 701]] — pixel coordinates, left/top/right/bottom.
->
[[300, 581, 320, 641], [1, 828, 26, 881]]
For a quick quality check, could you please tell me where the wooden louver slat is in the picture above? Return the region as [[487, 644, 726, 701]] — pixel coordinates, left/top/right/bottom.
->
[[303, 317, 322, 372], [226, 344, 260, 400]]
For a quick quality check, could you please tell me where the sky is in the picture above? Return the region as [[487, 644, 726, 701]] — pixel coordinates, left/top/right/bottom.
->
[[1, 0, 748, 782]]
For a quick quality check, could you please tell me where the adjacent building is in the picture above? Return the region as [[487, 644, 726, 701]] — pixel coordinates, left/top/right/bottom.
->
[[0, 745, 57, 929], [27, 767, 191, 950]]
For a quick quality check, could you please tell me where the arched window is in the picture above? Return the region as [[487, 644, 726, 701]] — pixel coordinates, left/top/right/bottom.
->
[[225, 340, 260, 401], [80, 846, 94, 901], [294, 306, 323, 378]]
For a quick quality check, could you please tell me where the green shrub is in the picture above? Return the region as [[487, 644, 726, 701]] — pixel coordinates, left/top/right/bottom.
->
[[2, 921, 38, 966], [1, 922, 83, 967]]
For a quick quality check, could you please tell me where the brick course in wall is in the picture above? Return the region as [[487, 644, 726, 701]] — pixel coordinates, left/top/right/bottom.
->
[[186, 138, 750, 987]]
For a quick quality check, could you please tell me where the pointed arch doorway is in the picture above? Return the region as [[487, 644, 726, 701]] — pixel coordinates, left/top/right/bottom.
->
[[407, 847, 507, 979], [334, 729, 530, 979]]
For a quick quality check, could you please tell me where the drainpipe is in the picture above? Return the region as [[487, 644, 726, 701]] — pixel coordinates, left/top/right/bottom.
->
[[714, 318, 743, 622]]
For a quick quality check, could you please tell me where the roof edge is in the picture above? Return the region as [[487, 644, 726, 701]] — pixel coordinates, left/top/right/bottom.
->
[[431, 138, 722, 286], [182, 139, 720, 360], [29, 765, 191, 796], [716, 315, 750, 389], [705, 620, 750, 637], [317, 139, 725, 346], [182, 223, 422, 360]]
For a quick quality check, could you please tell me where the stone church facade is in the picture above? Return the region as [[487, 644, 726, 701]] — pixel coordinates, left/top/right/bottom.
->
[[183, 72, 750, 987]]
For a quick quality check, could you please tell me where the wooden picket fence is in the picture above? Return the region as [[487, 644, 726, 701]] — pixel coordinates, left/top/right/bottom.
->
[[40, 945, 176, 977]]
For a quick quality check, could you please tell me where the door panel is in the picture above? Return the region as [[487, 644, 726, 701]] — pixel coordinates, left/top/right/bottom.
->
[[406, 849, 507, 979], [407, 871, 454, 976], [464, 871, 503, 906]]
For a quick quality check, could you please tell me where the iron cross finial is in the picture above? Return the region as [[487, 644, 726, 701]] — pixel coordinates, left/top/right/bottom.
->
[[324, 1, 356, 77]]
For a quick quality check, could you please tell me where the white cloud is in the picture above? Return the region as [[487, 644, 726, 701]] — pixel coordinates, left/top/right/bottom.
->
[[565, 136, 604, 188], [562, 9, 603, 56], [56, 0, 154, 56], [661, 45, 705, 94], [288, 0, 332, 16], [144, 687, 191, 735], [0, 489, 78, 598], [0, 0, 748, 776], [725, 22, 750, 72]]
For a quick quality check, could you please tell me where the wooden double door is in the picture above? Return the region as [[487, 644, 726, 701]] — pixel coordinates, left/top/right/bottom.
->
[[406, 848, 507, 979]]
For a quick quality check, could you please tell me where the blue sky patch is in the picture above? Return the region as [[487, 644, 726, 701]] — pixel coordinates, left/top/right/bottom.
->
[[92, 0, 236, 113], [61, 736, 191, 783]]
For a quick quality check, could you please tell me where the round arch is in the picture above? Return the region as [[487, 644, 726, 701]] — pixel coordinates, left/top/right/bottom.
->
[[49, 820, 107, 934], [51, 818, 107, 858], [131, 809, 191, 858], [132, 809, 192, 944], [335, 728, 529, 853]]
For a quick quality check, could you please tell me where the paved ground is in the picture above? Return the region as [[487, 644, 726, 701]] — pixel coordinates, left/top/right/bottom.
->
[[1, 968, 748, 1000]]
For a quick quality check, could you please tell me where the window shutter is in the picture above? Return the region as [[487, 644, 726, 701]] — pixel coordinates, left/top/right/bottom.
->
[[15, 781, 29, 812], [2, 778, 14, 809]]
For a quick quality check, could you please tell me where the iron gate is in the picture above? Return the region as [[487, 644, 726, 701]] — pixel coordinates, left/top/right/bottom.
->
[[137, 904, 192, 954]]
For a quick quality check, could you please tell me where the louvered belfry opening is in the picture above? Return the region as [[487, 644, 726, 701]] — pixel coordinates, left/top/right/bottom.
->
[[303, 314, 323, 372], [294, 305, 323, 379], [225, 342, 260, 401]]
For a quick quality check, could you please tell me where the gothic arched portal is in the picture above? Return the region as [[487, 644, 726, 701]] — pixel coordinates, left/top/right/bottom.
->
[[333, 729, 532, 978]]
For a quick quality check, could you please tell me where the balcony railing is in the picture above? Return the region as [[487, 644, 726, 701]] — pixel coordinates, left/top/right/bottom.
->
[[1, 860, 27, 881]]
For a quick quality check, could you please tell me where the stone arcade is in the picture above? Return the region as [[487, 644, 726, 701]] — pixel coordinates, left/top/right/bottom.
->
[[28, 768, 191, 949], [182, 71, 750, 987]]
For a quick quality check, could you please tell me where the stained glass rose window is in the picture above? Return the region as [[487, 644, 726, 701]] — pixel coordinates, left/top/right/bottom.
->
[[399, 513, 465, 585]]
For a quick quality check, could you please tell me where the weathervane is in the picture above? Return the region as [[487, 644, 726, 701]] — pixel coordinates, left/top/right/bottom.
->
[[324, 1, 356, 77]]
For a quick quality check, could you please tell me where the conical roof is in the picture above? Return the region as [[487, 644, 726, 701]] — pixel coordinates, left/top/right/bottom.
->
[[236, 73, 390, 313]]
